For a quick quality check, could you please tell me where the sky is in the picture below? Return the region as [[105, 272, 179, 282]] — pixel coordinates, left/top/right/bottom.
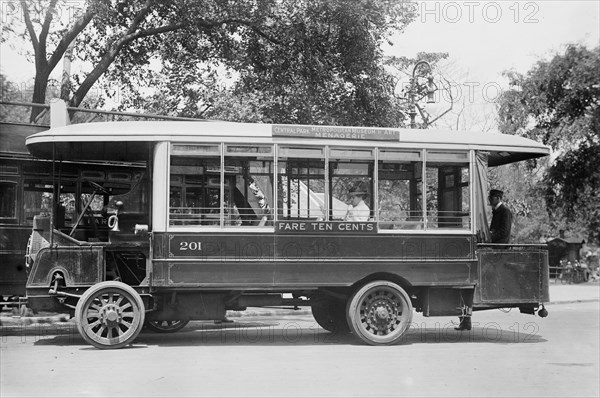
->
[[384, 0, 600, 130], [1, 0, 599, 130], [389, 0, 599, 78]]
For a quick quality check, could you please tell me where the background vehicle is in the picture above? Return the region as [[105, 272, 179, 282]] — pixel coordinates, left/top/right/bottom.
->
[[23, 101, 551, 348], [0, 101, 198, 309]]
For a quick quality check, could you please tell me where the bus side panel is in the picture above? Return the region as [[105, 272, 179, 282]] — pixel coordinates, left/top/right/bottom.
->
[[273, 260, 475, 287], [151, 260, 474, 288], [152, 233, 276, 287], [151, 232, 474, 288], [152, 261, 277, 287], [27, 246, 104, 288], [274, 233, 474, 261], [475, 245, 550, 304]]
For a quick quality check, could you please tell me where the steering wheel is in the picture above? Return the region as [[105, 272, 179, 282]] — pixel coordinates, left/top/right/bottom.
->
[[68, 180, 110, 237], [86, 180, 110, 195]]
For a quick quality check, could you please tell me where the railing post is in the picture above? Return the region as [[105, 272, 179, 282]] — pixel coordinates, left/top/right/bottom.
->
[[50, 99, 70, 128]]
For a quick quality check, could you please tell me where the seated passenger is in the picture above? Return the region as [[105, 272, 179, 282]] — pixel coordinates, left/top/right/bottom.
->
[[233, 187, 256, 225], [344, 183, 370, 222]]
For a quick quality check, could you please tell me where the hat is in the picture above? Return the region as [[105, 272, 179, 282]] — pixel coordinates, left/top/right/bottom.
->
[[349, 183, 368, 196], [489, 189, 504, 198]]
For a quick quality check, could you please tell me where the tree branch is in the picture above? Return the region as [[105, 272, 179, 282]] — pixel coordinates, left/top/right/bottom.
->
[[427, 77, 455, 126], [39, 0, 59, 54], [20, 0, 39, 53], [130, 0, 154, 30], [197, 18, 284, 46], [47, 7, 96, 72], [70, 21, 185, 107], [126, 23, 187, 41], [70, 8, 282, 107]]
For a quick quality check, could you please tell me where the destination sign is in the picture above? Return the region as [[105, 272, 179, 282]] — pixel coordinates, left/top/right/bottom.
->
[[272, 125, 400, 141], [276, 221, 377, 234]]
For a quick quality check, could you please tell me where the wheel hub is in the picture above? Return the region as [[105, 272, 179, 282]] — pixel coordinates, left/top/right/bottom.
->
[[101, 304, 121, 326], [374, 305, 389, 321], [363, 295, 401, 334]]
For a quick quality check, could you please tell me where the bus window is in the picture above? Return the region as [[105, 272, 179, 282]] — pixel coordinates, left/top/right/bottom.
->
[[224, 145, 274, 227], [377, 150, 423, 230], [23, 179, 76, 227], [0, 180, 17, 220], [329, 148, 374, 221], [278, 146, 325, 220], [425, 151, 470, 229], [169, 144, 221, 227]]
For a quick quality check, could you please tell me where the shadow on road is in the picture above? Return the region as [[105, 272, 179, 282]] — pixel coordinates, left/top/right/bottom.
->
[[21, 318, 547, 348]]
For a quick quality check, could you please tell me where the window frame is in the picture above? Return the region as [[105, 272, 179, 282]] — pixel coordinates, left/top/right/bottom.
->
[[0, 178, 19, 223], [164, 141, 475, 235]]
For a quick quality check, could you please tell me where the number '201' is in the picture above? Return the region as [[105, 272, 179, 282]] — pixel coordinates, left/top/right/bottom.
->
[[180, 241, 202, 251]]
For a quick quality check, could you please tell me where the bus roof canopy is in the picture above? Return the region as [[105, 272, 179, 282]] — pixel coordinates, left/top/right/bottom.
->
[[26, 121, 550, 166]]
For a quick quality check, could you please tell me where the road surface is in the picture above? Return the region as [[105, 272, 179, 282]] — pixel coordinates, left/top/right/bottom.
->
[[1, 301, 599, 397]]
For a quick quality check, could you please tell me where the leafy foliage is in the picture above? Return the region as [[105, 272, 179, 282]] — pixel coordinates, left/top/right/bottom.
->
[[117, 0, 420, 127], [497, 44, 600, 244], [4, 0, 421, 127], [1, 74, 30, 122]]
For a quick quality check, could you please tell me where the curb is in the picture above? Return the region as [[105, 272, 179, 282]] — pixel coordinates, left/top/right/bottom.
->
[[547, 299, 599, 305]]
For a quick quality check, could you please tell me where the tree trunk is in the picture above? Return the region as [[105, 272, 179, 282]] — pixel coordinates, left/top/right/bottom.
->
[[29, 71, 50, 122]]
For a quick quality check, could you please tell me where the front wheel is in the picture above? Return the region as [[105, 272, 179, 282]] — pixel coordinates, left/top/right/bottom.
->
[[75, 281, 145, 349], [346, 281, 413, 346]]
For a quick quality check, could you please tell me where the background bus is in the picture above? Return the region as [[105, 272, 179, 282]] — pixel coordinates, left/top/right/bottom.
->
[[0, 102, 200, 306], [23, 102, 551, 348]]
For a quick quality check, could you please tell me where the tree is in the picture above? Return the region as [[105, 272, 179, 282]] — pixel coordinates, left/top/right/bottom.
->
[[0, 74, 30, 122], [497, 44, 600, 244], [2, 0, 419, 125], [117, 0, 421, 127]]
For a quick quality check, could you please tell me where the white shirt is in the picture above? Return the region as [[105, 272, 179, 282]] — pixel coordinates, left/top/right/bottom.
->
[[344, 200, 370, 221]]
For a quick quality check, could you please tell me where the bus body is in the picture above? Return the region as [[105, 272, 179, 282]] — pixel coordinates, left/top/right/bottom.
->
[[24, 117, 551, 348]]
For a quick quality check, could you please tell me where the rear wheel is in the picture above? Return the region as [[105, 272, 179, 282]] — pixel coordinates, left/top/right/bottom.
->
[[347, 281, 413, 345], [75, 281, 145, 349], [311, 297, 349, 333], [144, 320, 189, 333]]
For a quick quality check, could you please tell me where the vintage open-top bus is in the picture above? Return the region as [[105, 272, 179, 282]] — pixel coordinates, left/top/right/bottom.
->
[[23, 104, 551, 348]]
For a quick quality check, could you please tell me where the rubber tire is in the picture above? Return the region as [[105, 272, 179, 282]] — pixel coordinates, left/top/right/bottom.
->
[[75, 281, 145, 349], [346, 280, 413, 346], [312, 298, 350, 333], [144, 320, 190, 333]]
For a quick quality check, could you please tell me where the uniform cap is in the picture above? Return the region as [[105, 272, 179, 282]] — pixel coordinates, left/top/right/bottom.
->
[[489, 189, 504, 198]]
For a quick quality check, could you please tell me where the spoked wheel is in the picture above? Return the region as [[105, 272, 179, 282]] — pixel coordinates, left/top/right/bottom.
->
[[75, 281, 145, 349], [347, 281, 413, 346], [311, 297, 350, 333], [144, 320, 190, 333]]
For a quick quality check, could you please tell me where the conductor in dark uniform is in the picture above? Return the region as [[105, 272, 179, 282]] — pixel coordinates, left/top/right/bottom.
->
[[455, 189, 513, 331], [489, 189, 512, 244]]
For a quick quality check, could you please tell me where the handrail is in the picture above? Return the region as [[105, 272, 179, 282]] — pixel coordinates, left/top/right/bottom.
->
[[0, 100, 205, 122], [477, 243, 548, 248]]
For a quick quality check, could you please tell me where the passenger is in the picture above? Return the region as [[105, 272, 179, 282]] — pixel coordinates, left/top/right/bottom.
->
[[233, 187, 256, 225], [344, 183, 370, 222], [456, 188, 513, 331], [488, 189, 513, 244]]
